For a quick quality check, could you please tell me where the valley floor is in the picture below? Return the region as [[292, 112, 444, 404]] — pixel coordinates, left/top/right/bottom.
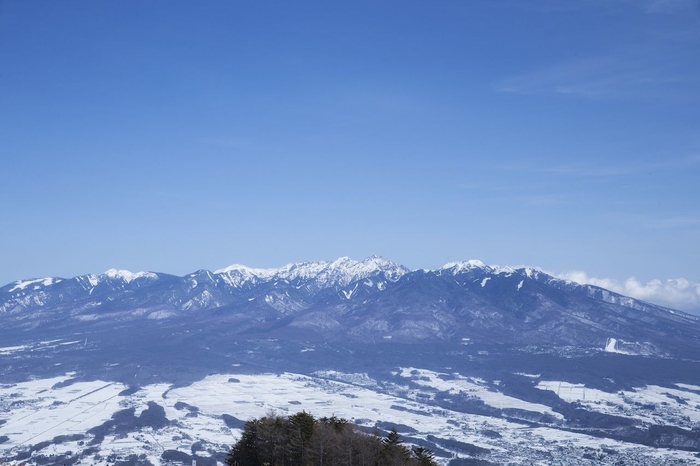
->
[[2, 368, 700, 465]]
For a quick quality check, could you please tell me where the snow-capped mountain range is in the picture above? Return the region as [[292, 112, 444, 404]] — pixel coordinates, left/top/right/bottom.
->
[[1, 256, 699, 357], [3, 255, 406, 296], [0, 256, 644, 305]]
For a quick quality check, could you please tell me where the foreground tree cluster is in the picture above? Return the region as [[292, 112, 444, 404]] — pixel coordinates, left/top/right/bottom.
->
[[226, 411, 438, 466]]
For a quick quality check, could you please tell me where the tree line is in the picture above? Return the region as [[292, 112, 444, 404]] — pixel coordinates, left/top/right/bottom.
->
[[226, 411, 438, 466]]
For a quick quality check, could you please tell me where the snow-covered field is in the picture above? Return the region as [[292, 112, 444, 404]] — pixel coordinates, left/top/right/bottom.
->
[[2, 371, 700, 465], [395, 367, 564, 419], [537, 380, 700, 427], [0, 374, 125, 446]]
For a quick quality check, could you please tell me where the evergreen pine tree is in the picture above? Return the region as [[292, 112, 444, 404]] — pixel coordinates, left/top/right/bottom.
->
[[413, 446, 438, 466], [227, 419, 260, 466], [381, 428, 411, 466]]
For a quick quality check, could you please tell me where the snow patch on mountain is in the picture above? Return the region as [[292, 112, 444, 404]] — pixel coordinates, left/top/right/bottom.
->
[[9, 277, 58, 292], [605, 337, 619, 353]]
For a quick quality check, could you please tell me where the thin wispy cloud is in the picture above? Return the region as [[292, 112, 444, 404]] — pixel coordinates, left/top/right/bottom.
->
[[496, 56, 697, 99], [643, 215, 700, 229], [608, 212, 700, 230], [555, 270, 700, 312], [501, 0, 700, 15], [199, 137, 286, 154], [642, 0, 700, 14], [493, 156, 700, 179], [498, 56, 617, 97], [456, 182, 489, 191], [455, 178, 574, 206], [495, 194, 570, 206], [496, 46, 699, 100], [542, 164, 638, 177]]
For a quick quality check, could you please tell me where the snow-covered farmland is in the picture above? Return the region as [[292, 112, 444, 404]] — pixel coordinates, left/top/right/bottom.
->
[[0, 375, 127, 445], [537, 380, 700, 427], [396, 367, 563, 419], [1, 371, 700, 465]]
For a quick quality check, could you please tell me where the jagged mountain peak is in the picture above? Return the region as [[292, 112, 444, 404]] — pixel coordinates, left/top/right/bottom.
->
[[212, 256, 409, 289], [438, 259, 521, 277], [439, 259, 490, 273], [515, 266, 545, 279], [102, 269, 159, 283]]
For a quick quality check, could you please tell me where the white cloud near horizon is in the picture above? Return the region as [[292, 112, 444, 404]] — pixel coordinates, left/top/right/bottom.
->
[[554, 270, 700, 312]]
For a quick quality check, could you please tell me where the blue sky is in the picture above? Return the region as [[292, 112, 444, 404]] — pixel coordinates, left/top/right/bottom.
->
[[1, 0, 699, 310]]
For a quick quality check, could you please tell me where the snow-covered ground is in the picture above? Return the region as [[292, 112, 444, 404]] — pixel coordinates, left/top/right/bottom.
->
[[395, 367, 563, 419], [2, 371, 700, 465], [537, 380, 700, 427], [0, 375, 126, 446]]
